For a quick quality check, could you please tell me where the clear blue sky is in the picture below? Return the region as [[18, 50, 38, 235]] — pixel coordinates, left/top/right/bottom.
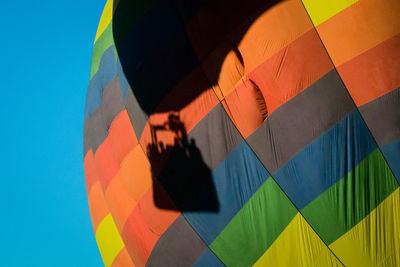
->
[[0, 1, 105, 266]]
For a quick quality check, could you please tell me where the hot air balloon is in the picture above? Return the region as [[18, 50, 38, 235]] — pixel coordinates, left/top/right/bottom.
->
[[84, 0, 400, 266]]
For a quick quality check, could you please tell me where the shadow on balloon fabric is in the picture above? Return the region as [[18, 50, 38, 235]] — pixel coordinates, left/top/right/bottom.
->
[[113, 0, 281, 211], [113, 0, 280, 114], [147, 114, 219, 212]]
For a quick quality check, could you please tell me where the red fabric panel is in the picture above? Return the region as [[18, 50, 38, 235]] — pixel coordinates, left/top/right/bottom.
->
[[247, 29, 333, 116], [222, 79, 266, 138], [108, 110, 138, 165], [95, 137, 120, 191]]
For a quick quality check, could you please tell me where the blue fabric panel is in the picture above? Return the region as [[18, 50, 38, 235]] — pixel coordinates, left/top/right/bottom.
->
[[194, 248, 225, 267], [381, 139, 400, 184], [85, 46, 117, 118], [183, 141, 270, 245], [116, 57, 130, 101], [274, 110, 377, 210]]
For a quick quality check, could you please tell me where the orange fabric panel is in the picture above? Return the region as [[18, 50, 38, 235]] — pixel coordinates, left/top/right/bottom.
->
[[316, 0, 400, 66], [111, 247, 135, 267], [88, 181, 110, 232], [105, 171, 137, 232], [95, 137, 120, 191], [122, 186, 180, 266], [120, 145, 153, 203], [248, 29, 333, 115], [236, 0, 313, 74], [201, 42, 244, 99], [337, 33, 400, 106], [108, 110, 138, 165], [84, 150, 99, 193], [222, 79, 266, 138], [140, 68, 218, 156]]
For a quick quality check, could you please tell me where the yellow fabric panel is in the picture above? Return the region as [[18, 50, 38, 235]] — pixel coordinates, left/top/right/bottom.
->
[[95, 214, 125, 267], [301, 0, 358, 25], [254, 213, 342, 267], [94, 0, 114, 43], [329, 188, 400, 267]]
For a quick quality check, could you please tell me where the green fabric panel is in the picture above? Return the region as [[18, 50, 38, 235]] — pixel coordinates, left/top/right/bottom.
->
[[90, 23, 114, 79], [112, 0, 162, 46], [113, 46, 118, 63], [209, 178, 297, 267], [301, 149, 399, 245]]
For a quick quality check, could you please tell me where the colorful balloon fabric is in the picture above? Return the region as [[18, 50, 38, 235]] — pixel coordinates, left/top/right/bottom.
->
[[84, 0, 400, 266]]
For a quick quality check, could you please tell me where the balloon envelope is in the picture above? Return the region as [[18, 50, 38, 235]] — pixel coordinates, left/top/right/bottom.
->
[[84, 0, 400, 266]]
